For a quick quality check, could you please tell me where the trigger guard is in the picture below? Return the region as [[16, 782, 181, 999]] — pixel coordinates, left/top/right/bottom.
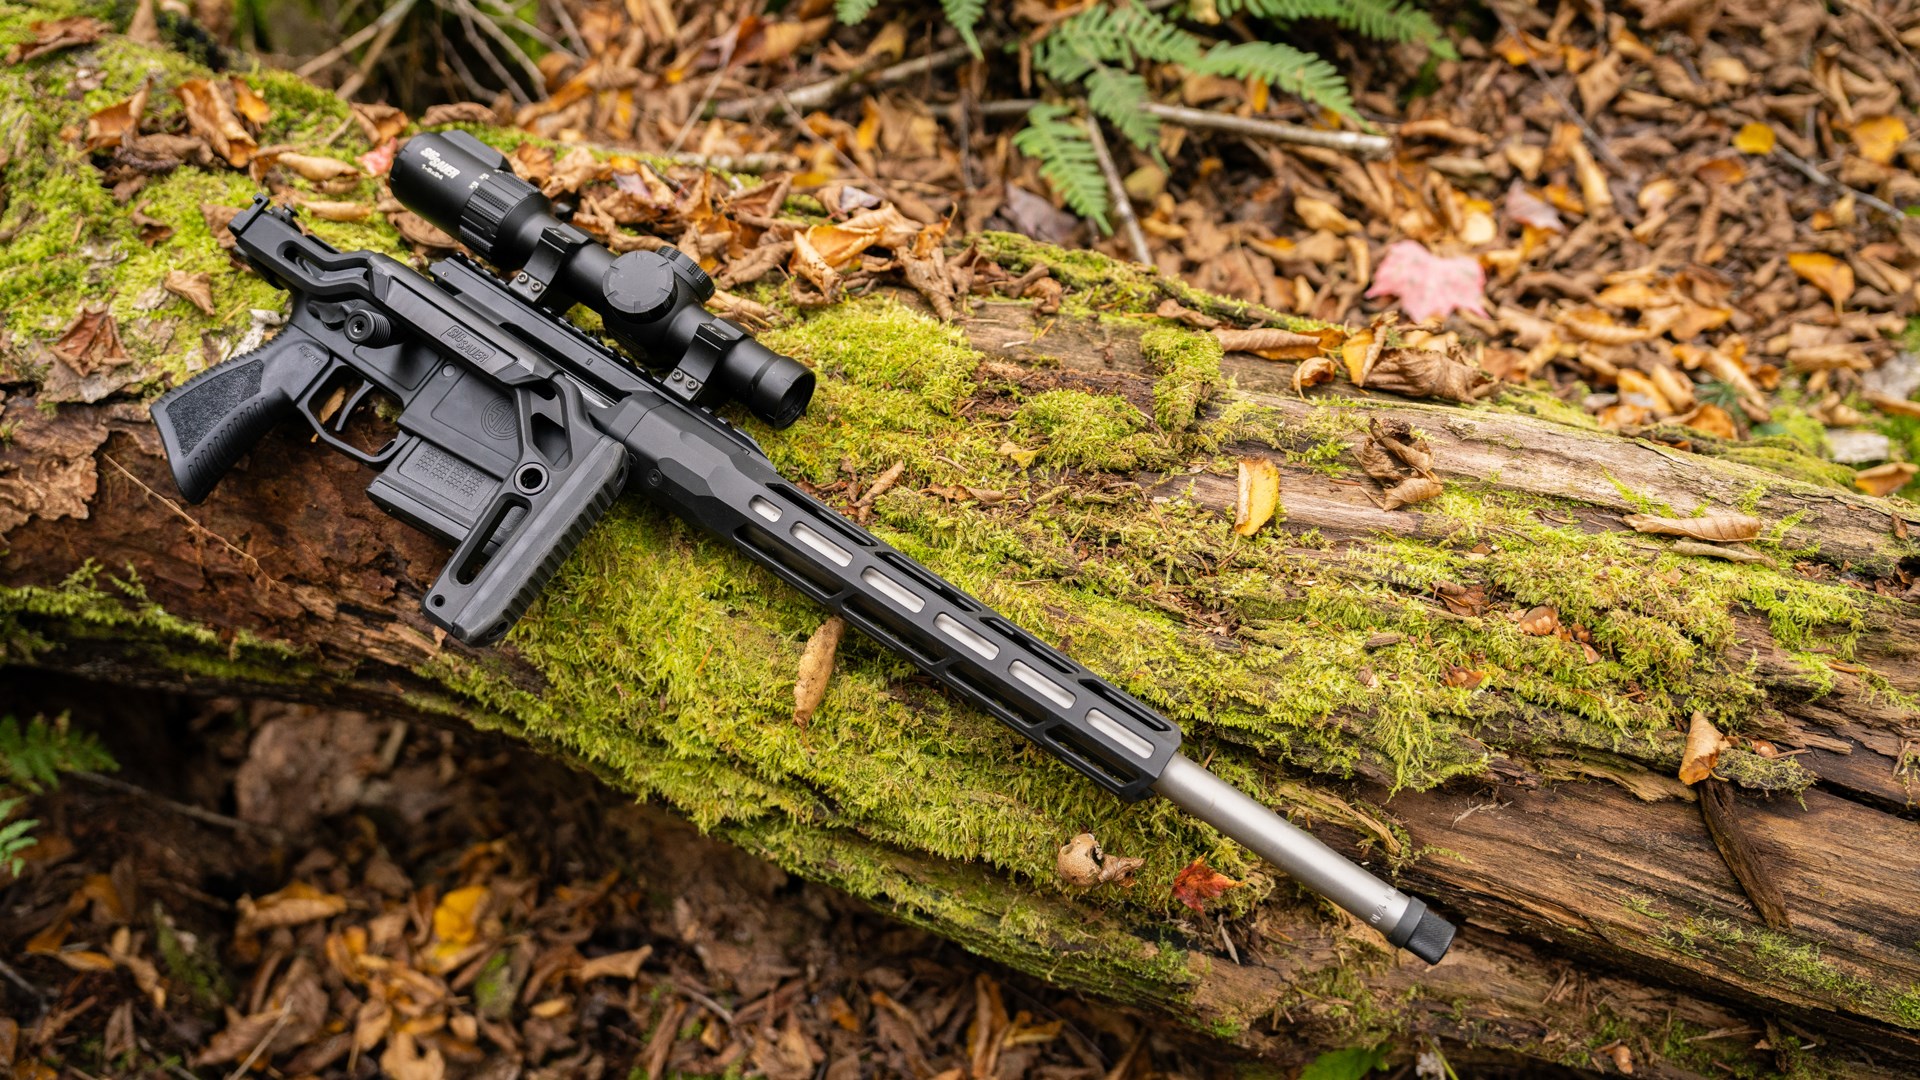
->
[[298, 367, 400, 467]]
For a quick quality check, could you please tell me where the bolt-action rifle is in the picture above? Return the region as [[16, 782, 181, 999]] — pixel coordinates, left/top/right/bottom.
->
[[148, 131, 1455, 964]]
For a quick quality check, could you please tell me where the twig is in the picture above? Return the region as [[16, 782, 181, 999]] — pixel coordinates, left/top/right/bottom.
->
[[443, 0, 546, 101], [668, 29, 738, 156], [472, 0, 572, 58], [225, 1004, 293, 1080], [448, 0, 532, 106], [0, 955, 44, 1007], [1772, 144, 1903, 219], [971, 99, 1395, 157], [1487, 3, 1631, 177], [73, 771, 285, 843], [660, 151, 800, 174], [102, 455, 275, 583], [296, 0, 419, 79], [670, 976, 735, 1024], [336, 0, 417, 101], [1083, 114, 1152, 266], [713, 40, 981, 121], [544, 0, 586, 57]]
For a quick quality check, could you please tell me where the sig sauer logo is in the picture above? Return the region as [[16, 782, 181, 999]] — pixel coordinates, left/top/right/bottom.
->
[[440, 326, 494, 364]]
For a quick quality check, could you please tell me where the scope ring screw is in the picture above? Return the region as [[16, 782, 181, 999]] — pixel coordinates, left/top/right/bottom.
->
[[646, 469, 663, 487], [514, 464, 549, 494]]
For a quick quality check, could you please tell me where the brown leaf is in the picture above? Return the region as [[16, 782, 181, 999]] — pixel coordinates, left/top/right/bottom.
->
[[1363, 345, 1495, 402], [129, 206, 172, 245], [789, 229, 841, 298], [350, 102, 408, 145], [5, 16, 109, 64], [1379, 475, 1443, 510], [379, 1031, 446, 1080], [1621, 512, 1761, 543], [49, 307, 129, 376], [419, 101, 497, 126], [85, 82, 150, 151], [235, 881, 347, 937], [229, 78, 271, 126], [1213, 327, 1324, 360], [1294, 196, 1359, 235], [1293, 354, 1337, 393], [175, 79, 256, 167], [273, 151, 359, 182], [1854, 462, 1917, 497], [388, 210, 458, 250], [1516, 605, 1559, 636], [201, 201, 242, 249], [1055, 833, 1142, 888], [1153, 298, 1222, 329], [1679, 711, 1732, 785], [1788, 252, 1855, 307], [1370, 417, 1433, 476], [163, 270, 214, 316], [1233, 458, 1281, 536], [1444, 666, 1486, 689], [793, 615, 846, 726], [1170, 857, 1241, 913], [298, 198, 372, 222], [576, 945, 652, 982], [1352, 437, 1403, 483]]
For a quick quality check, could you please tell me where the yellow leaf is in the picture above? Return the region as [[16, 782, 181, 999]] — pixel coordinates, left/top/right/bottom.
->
[[1787, 252, 1855, 307], [1732, 122, 1775, 155], [236, 881, 347, 936], [1233, 459, 1280, 536], [431, 886, 489, 951], [1852, 115, 1908, 166], [1853, 461, 1917, 497]]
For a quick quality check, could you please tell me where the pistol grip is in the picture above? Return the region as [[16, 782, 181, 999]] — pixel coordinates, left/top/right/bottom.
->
[[423, 436, 628, 644], [149, 331, 330, 503]]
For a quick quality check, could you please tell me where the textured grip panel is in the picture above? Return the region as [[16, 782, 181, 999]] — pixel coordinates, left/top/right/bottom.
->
[[1403, 908, 1456, 965], [150, 337, 321, 503], [425, 437, 628, 644]]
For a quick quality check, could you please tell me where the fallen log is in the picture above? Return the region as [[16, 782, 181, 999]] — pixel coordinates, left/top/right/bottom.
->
[[4, 32, 1920, 1079]]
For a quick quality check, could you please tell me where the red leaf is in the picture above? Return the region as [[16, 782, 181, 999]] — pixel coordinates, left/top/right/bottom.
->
[[1364, 241, 1488, 324], [1170, 857, 1241, 914], [357, 137, 397, 178]]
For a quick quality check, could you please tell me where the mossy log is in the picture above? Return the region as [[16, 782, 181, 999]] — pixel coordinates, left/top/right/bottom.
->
[[6, 24, 1920, 1078]]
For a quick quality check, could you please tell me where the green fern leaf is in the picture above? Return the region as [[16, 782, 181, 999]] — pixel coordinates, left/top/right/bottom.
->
[[942, 0, 986, 58], [1012, 103, 1111, 233], [0, 714, 115, 794], [1220, 0, 1451, 52], [1199, 41, 1357, 118], [1085, 67, 1159, 152], [835, 0, 879, 24]]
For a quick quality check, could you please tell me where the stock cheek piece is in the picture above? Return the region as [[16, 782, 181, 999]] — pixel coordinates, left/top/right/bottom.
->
[[145, 146, 1456, 965]]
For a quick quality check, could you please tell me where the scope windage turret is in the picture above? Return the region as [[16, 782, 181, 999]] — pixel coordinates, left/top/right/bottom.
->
[[391, 131, 815, 428]]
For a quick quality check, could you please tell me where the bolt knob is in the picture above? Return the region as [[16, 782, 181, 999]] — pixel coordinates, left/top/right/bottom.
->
[[601, 251, 678, 323]]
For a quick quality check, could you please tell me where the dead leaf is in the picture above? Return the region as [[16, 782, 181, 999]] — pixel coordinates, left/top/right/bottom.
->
[[1213, 326, 1332, 361], [794, 615, 846, 726], [1679, 711, 1732, 784], [1294, 196, 1358, 234], [5, 16, 109, 64], [1444, 666, 1486, 689], [236, 881, 347, 936], [1055, 833, 1143, 888], [1854, 462, 1917, 497], [1852, 115, 1908, 165], [358, 138, 398, 177], [85, 82, 150, 151], [175, 79, 256, 167], [380, 1031, 446, 1080], [1621, 512, 1761, 543], [49, 307, 129, 376], [1788, 252, 1855, 307], [420, 101, 497, 126], [576, 945, 653, 982], [1379, 475, 1444, 510], [1516, 605, 1559, 636], [274, 151, 359, 181], [1171, 857, 1241, 913], [350, 102, 408, 145], [1293, 353, 1337, 394], [298, 198, 372, 222], [1732, 122, 1775, 155], [162, 270, 214, 316], [1504, 181, 1564, 232], [388, 210, 458, 250], [1364, 345, 1494, 402], [1365, 241, 1488, 323], [1234, 458, 1280, 536], [789, 229, 841, 298], [230, 78, 272, 126]]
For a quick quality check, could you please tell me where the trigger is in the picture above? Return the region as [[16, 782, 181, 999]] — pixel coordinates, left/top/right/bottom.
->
[[333, 380, 377, 433]]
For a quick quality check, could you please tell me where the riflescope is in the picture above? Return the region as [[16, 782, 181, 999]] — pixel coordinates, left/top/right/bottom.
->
[[390, 130, 815, 428]]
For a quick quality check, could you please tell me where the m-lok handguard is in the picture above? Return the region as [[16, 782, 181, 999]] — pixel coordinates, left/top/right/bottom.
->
[[148, 167, 1454, 964]]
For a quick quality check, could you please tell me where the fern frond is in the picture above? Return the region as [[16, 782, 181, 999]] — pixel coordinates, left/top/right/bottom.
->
[[1034, 2, 1201, 84], [835, 0, 879, 24], [1219, 0, 1448, 49], [0, 715, 115, 794], [0, 799, 36, 878], [1012, 103, 1111, 233], [1199, 41, 1357, 119], [942, 0, 986, 58], [1085, 67, 1159, 152]]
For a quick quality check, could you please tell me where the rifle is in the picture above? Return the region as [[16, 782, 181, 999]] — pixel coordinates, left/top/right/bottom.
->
[[148, 131, 1455, 964]]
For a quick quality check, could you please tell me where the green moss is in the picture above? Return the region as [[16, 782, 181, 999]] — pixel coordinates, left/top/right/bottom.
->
[[1017, 390, 1161, 471], [1141, 325, 1224, 432], [1659, 916, 1920, 1029]]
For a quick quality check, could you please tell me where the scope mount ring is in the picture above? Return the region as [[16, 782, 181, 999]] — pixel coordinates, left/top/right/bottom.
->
[[511, 220, 594, 311]]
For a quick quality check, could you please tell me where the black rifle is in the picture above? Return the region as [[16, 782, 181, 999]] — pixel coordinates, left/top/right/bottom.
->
[[148, 131, 1454, 964]]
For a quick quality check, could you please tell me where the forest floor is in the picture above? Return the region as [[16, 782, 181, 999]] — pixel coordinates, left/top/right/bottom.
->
[[2, 679, 1299, 1080]]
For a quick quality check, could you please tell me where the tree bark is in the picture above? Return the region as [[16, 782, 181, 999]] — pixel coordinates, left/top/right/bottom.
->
[[5, 43, 1920, 1080]]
